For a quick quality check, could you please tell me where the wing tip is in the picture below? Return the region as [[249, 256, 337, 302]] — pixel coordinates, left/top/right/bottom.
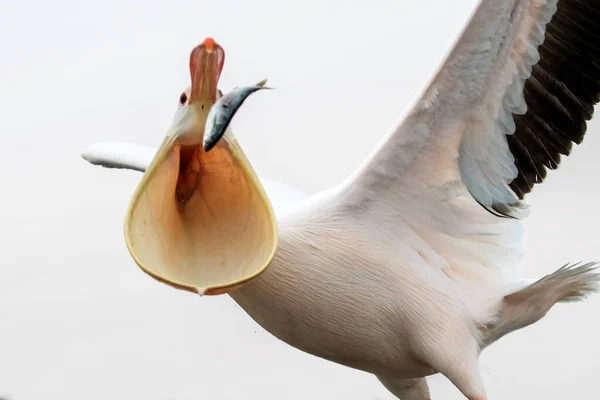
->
[[490, 201, 529, 220], [474, 198, 529, 220], [80, 142, 109, 163]]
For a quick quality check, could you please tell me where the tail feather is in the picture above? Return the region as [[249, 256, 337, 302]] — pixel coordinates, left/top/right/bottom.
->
[[480, 262, 600, 348], [533, 262, 600, 303]]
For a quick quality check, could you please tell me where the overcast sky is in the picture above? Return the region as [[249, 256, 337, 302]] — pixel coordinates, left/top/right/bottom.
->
[[1, 0, 600, 399]]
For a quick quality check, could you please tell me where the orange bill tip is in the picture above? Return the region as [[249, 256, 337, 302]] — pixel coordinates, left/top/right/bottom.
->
[[204, 37, 215, 52]]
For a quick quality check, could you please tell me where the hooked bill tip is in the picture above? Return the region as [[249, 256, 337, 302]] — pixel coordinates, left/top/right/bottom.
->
[[204, 37, 215, 52]]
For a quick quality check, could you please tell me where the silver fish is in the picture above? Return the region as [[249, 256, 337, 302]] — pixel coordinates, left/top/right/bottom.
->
[[203, 79, 271, 152]]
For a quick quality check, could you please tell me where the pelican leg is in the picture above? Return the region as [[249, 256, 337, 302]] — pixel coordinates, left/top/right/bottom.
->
[[441, 364, 486, 400], [409, 324, 487, 400], [427, 350, 487, 400], [376, 376, 431, 400]]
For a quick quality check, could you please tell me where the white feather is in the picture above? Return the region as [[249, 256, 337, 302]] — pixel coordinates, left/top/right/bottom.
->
[[340, 0, 560, 299], [82, 142, 156, 173]]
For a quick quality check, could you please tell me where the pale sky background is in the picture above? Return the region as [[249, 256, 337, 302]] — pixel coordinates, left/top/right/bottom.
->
[[1, 0, 600, 399]]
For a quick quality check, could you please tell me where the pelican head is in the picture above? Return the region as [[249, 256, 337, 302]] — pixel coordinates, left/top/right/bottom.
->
[[124, 38, 277, 296]]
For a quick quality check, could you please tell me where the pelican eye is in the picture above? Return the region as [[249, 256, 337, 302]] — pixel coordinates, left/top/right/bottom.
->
[[179, 92, 188, 104]]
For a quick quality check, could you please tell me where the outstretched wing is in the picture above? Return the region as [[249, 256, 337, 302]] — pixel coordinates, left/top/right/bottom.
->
[[81, 142, 308, 214], [340, 0, 600, 290], [348, 0, 600, 217], [82, 142, 156, 173]]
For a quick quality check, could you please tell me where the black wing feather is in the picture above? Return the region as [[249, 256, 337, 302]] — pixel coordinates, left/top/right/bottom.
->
[[507, 0, 600, 199]]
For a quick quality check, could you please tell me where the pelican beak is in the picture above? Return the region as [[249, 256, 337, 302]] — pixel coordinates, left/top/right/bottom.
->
[[124, 38, 278, 296]]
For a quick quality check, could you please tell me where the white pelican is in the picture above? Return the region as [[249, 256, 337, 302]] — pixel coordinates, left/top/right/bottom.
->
[[81, 1, 600, 399]]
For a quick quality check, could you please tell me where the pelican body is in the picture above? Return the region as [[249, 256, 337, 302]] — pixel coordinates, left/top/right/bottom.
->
[[82, 1, 600, 398]]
